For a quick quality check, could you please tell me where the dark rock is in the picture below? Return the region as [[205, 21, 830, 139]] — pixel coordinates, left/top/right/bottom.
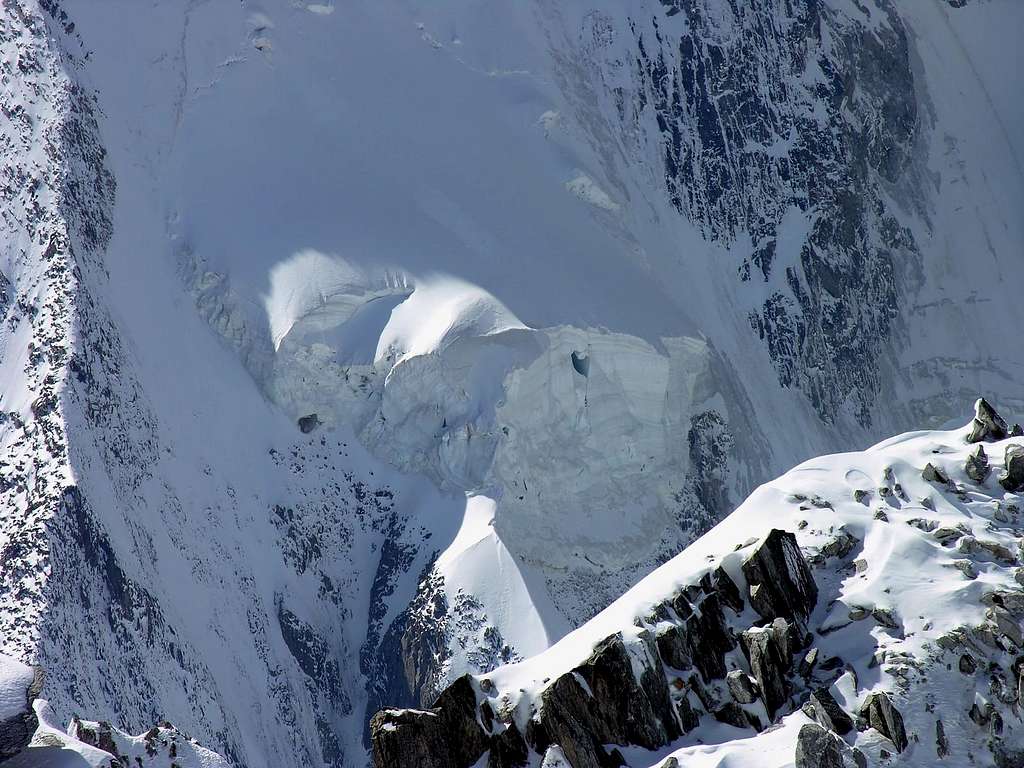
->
[[795, 723, 861, 768], [712, 567, 745, 613], [809, 688, 853, 735], [859, 691, 908, 752], [488, 723, 529, 768], [741, 628, 789, 719], [922, 463, 951, 485], [531, 632, 680, 768], [967, 398, 1008, 443], [799, 648, 819, 677], [726, 670, 758, 705], [1012, 424, 1024, 438], [674, 692, 700, 733], [713, 702, 760, 732], [298, 413, 320, 433], [371, 675, 488, 768], [998, 445, 1024, 493], [685, 592, 735, 681], [958, 654, 977, 675], [742, 529, 818, 626], [966, 445, 990, 483], [655, 624, 691, 671], [936, 719, 949, 759], [73, 719, 118, 756]]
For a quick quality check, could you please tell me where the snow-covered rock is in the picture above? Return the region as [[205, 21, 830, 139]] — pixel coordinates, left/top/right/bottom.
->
[[372, 403, 1024, 767], [5, 699, 231, 768]]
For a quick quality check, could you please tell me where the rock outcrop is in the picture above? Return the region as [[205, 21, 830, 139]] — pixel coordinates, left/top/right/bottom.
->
[[742, 529, 818, 626], [371, 529, 819, 767], [967, 398, 1009, 443], [795, 723, 865, 768], [859, 691, 908, 752], [999, 445, 1024, 493]]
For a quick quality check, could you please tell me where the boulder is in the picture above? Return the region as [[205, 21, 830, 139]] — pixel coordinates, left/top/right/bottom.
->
[[809, 688, 853, 735], [795, 723, 865, 768], [967, 398, 1009, 443], [922, 463, 951, 485], [742, 529, 818, 626], [726, 670, 758, 705], [298, 413, 320, 433], [859, 691, 908, 752], [999, 445, 1024, 493], [966, 445, 990, 483], [741, 628, 789, 719]]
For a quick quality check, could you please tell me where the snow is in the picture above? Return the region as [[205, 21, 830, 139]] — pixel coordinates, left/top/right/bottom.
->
[[0, 653, 33, 720]]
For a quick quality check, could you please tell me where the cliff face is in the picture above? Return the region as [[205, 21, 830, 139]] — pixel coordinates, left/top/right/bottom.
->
[[0, 1, 1021, 766], [372, 402, 1024, 768]]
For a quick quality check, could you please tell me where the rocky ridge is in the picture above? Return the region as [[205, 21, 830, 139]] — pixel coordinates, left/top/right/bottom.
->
[[371, 399, 1024, 767]]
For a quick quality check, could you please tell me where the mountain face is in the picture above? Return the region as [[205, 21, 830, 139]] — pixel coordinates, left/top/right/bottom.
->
[[371, 401, 1024, 768], [0, 0, 1021, 766]]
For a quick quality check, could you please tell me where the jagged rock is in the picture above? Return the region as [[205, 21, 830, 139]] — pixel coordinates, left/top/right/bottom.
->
[[711, 567, 744, 613], [958, 654, 977, 674], [966, 445, 990, 483], [799, 648, 819, 677], [809, 688, 853, 735], [529, 632, 679, 768], [685, 592, 735, 682], [987, 606, 1023, 647], [726, 670, 758, 705], [795, 723, 865, 768], [371, 675, 488, 768], [488, 723, 529, 768], [655, 624, 691, 671], [933, 526, 962, 545], [935, 719, 949, 759], [820, 528, 858, 560], [0, 659, 43, 761], [297, 413, 320, 433], [967, 398, 1008, 443], [742, 529, 818, 625], [714, 702, 761, 732], [859, 691, 908, 752], [922, 463, 951, 485], [999, 445, 1024, 493], [741, 628, 789, 719], [1012, 424, 1024, 438], [72, 718, 118, 756]]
